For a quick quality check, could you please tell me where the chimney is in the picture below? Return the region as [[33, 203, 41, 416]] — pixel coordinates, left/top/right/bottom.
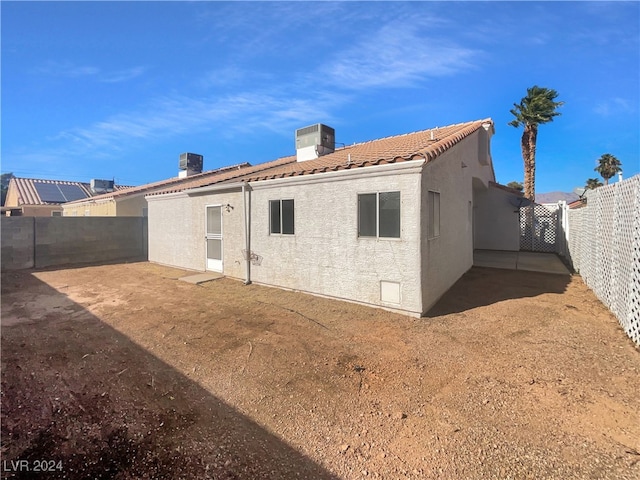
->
[[295, 124, 335, 161], [179, 153, 203, 178]]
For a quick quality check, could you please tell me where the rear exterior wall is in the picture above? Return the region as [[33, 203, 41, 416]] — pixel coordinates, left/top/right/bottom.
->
[[248, 170, 423, 314], [148, 167, 424, 315], [420, 129, 495, 313], [147, 190, 245, 276]]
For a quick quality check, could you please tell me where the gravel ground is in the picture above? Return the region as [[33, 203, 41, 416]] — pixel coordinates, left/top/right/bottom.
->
[[2, 262, 639, 479]]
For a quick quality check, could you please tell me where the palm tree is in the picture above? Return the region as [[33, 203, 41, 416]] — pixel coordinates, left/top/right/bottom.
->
[[509, 86, 564, 201], [594, 153, 622, 185], [585, 178, 603, 190]]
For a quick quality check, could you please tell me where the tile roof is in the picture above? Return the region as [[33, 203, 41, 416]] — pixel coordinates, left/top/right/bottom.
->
[[64, 162, 251, 205], [7, 178, 132, 206], [149, 156, 297, 196], [149, 118, 493, 196]]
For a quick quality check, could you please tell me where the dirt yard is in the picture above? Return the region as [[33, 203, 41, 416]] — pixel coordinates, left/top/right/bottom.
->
[[1, 262, 639, 479]]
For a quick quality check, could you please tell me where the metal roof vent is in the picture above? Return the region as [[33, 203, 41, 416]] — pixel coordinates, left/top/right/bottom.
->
[[90, 179, 115, 194], [179, 153, 204, 178], [295, 124, 335, 161]]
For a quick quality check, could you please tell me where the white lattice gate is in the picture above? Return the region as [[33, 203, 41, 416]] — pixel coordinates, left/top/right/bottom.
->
[[519, 203, 560, 252]]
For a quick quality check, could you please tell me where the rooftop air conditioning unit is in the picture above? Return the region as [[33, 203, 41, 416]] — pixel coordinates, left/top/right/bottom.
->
[[179, 153, 204, 178], [295, 124, 335, 162], [90, 179, 115, 194]]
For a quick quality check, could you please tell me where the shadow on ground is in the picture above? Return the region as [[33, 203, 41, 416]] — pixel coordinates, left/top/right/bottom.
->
[[1, 271, 337, 480], [426, 266, 572, 317]]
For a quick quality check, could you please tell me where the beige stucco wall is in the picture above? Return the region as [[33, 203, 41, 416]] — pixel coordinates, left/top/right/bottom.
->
[[4, 187, 62, 216], [149, 164, 425, 315], [4, 185, 20, 209], [248, 168, 423, 314], [147, 189, 245, 274], [115, 196, 148, 216], [473, 186, 520, 251], [420, 129, 495, 313], [21, 205, 63, 217], [63, 200, 116, 217], [63, 195, 147, 217]]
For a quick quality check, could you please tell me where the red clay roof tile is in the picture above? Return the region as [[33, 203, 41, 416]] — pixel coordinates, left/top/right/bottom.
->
[[148, 118, 492, 196]]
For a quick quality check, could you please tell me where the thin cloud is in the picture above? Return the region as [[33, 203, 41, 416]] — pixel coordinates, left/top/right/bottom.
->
[[594, 97, 635, 117], [101, 66, 147, 83], [53, 90, 342, 153], [26, 9, 480, 168], [35, 61, 100, 78], [326, 24, 479, 90], [34, 61, 145, 83]]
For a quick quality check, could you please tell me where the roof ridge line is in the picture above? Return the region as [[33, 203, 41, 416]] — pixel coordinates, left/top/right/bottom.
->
[[338, 118, 491, 150]]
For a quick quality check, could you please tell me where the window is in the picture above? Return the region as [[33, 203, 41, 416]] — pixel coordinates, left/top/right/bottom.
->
[[51, 211, 62, 217], [269, 199, 294, 235], [358, 191, 400, 238], [428, 191, 440, 238]]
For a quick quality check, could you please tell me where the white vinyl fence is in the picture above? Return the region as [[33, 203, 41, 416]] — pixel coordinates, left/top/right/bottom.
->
[[565, 175, 640, 346]]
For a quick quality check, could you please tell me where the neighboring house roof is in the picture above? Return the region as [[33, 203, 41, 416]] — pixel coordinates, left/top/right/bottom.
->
[[149, 118, 494, 196], [64, 162, 251, 205], [568, 198, 586, 209], [489, 181, 524, 196], [6, 178, 132, 206]]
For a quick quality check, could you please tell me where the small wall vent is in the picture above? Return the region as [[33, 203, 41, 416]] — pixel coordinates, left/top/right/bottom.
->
[[295, 124, 335, 162]]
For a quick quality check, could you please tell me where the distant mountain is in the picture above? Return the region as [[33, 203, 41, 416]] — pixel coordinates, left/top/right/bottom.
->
[[535, 191, 579, 204]]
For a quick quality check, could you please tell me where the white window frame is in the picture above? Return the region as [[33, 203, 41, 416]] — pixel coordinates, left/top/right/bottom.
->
[[357, 191, 401, 239]]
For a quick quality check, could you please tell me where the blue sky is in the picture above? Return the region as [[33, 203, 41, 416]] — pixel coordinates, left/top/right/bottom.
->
[[2, 1, 639, 194]]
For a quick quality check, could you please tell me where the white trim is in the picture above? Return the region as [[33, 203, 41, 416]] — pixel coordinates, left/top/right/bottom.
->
[[183, 182, 245, 196], [145, 191, 189, 201], [156, 160, 426, 199], [249, 159, 425, 191], [65, 190, 148, 207]]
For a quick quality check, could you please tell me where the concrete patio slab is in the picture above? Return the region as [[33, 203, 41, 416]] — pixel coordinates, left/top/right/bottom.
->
[[474, 250, 570, 275], [179, 272, 223, 285], [516, 252, 571, 275], [473, 250, 518, 269]]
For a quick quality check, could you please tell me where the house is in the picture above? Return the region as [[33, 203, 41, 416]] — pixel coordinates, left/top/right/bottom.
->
[[62, 159, 251, 217], [146, 119, 519, 316], [3, 177, 131, 217]]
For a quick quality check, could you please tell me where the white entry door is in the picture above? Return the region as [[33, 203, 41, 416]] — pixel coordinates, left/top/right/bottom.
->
[[206, 205, 223, 272]]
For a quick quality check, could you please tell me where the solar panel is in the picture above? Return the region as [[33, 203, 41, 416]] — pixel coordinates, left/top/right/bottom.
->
[[33, 182, 66, 203], [33, 182, 89, 203], [58, 184, 88, 202]]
